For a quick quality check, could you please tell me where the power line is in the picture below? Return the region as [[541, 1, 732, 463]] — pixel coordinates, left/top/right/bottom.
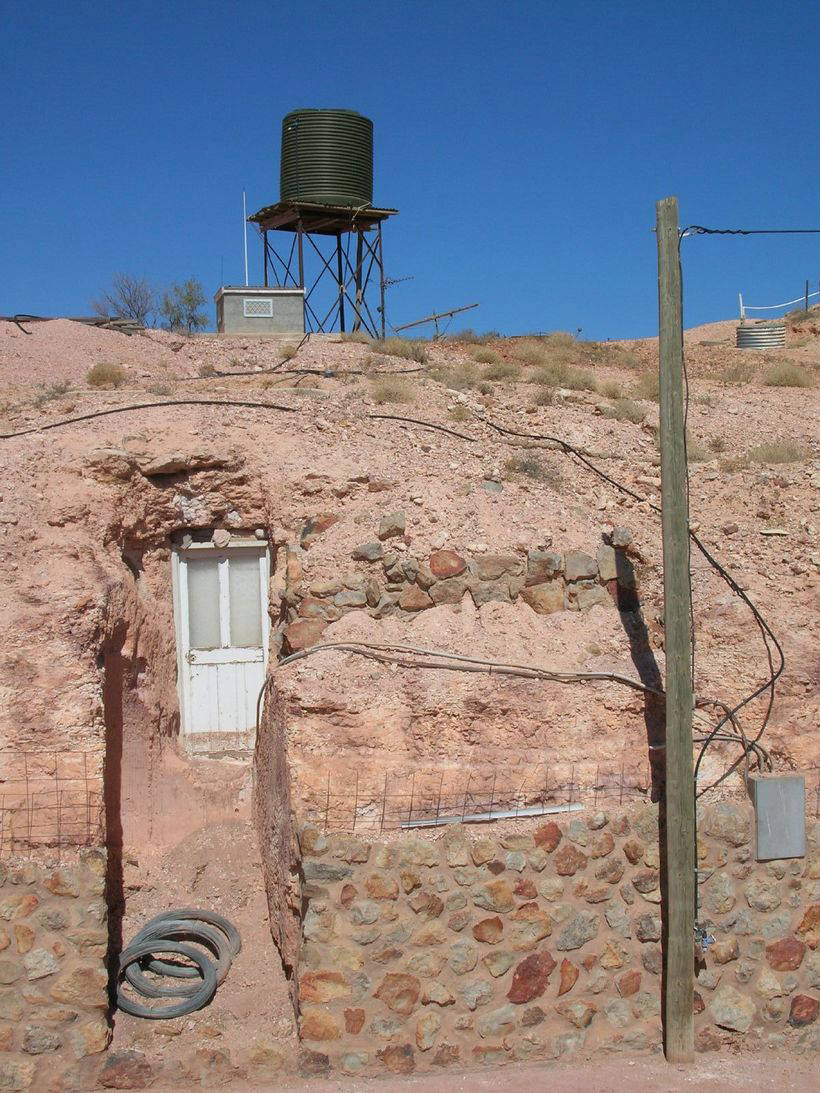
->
[[681, 225, 820, 237]]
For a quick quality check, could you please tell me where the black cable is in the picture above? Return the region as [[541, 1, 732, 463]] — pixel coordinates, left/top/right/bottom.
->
[[682, 225, 820, 236], [0, 398, 298, 440]]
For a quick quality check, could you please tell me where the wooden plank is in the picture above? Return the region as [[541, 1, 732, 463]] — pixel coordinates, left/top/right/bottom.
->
[[656, 195, 695, 1063]]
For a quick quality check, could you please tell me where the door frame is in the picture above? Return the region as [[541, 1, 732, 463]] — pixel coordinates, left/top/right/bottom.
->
[[171, 538, 270, 737]]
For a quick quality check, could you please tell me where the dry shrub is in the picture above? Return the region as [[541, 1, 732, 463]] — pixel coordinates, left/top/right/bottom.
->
[[483, 360, 522, 382], [747, 440, 808, 464], [198, 362, 217, 377], [280, 343, 298, 361], [87, 362, 126, 388], [340, 331, 372, 344], [448, 404, 471, 422], [430, 360, 480, 390], [686, 433, 711, 463], [372, 337, 428, 364], [602, 398, 645, 424], [633, 369, 659, 400], [455, 329, 499, 344], [369, 376, 414, 404], [542, 331, 576, 349], [31, 381, 71, 407], [708, 435, 727, 453], [598, 378, 622, 399], [716, 358, 758, 385], [719, 454, 750, 473], [762, 362, 814, 388], [469, 346, 500, 365], [145, 383, 171, 396], [532, 387, 554, 406], [504, 453, 561, 487]]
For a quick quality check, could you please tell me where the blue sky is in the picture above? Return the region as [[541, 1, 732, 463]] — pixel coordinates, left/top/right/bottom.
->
[[2, 0, 817, 339]]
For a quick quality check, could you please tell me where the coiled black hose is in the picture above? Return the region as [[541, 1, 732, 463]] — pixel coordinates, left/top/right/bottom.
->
[[117, 908, 240, 1019]]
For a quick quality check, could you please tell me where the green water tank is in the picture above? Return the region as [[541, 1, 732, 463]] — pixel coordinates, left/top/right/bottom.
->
[[280, 109, 374, 207]]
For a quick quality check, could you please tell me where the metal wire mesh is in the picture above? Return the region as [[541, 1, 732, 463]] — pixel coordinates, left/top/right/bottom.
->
[[0, 751, 102, 859], [300, 761, 658, 834]]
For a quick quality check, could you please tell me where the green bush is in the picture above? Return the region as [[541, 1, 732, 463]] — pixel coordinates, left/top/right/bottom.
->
[[160, 278, 207, 333]]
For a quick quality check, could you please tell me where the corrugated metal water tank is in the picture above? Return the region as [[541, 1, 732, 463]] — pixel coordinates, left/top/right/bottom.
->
[[736, 322, 786, 349], [280, 109, 373, 207]]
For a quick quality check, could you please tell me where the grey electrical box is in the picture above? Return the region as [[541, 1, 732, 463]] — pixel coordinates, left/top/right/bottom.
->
[[748, 774, 806, 861]]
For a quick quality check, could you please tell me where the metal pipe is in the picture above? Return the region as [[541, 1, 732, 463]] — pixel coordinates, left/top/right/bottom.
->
[[400, 801, 584, 829]]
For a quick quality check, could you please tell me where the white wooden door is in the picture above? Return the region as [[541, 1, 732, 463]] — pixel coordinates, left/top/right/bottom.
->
[[173, 545, 269, 735]]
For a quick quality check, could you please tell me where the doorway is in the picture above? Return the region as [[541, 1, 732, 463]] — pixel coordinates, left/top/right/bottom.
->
[[172, 538, 270, 736]]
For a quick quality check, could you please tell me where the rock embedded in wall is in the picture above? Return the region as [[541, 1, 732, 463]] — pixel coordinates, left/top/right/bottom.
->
[[278, 517, 643, 653], [0, 850, 111, 1090], [290, 800, 819, 1075]]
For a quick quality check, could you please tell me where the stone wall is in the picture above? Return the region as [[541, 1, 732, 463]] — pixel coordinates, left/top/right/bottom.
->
[[280, 517, 639, 654], [0, 851, 110, 1091], [293, 801, 818, 1077]]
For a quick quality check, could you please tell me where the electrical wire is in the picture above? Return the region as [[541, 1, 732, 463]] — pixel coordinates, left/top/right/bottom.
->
[[0, 398, 298, 439], [681, 225, 820, 236]]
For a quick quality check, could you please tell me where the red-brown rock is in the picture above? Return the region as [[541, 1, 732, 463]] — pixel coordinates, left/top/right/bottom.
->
[[796, 904, 819, 948], [507, 950, 557, 1003], [398, 585, 433, 611], [428, 550, 467, 579], [514, 877, 537, 900], [589, 831, 615, 858], [557, 958, 578, 997], [788, 994, 818, 1027], [340, 883, 357, 908], [554, 843, 588, 876], [283, 618, 327, 653], [622, 838, 644, 864], [534, 822, 562, 852], [344, 1007, 365, 1034], [376, 1044, 415, 1074], [616, 969, 641, 997], [300, 970, 350, 1003], [765, 937, 806, 971], [375, 973, 421, 1015], [99, 1051, 153, 1089], [472, 916, 503, 944], [366, 873, 399, 900]]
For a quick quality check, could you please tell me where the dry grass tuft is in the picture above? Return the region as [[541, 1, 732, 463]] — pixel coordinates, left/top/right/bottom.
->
[[532, 387, 554, 406], [708, 435, 727, 453], [504, 453, 561, 487], [87, 362, 127, 388], [598, 378, 622, 399], [31, 381, 71, 407], [198, 362, 217, 377], [633, 369, 659, 401], [340, 331, 372, 344], [448, 404, 471, 423], [747, 440, 808, 464], [483, 360, 522, 382], [469, 346, 500, 365], [430, 360, 480, 390], [369, 376, 414, 404], [601, 398, 645, 424], [145, 383, 171, 396], [762, 361, 814, 388], [280, 343, 298, 361], [372, 337, 428, 364], [715, 358, 758, 385]]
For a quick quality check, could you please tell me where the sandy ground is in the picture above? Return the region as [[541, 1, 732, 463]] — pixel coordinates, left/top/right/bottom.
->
[[149, 1052, 819, 1092]]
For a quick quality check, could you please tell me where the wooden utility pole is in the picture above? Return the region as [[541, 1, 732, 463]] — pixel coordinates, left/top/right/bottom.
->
[[656, 195, 695, 1063]]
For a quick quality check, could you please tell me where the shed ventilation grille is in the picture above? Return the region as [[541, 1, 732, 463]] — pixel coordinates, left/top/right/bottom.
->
[[243, 298, 274, 318]]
